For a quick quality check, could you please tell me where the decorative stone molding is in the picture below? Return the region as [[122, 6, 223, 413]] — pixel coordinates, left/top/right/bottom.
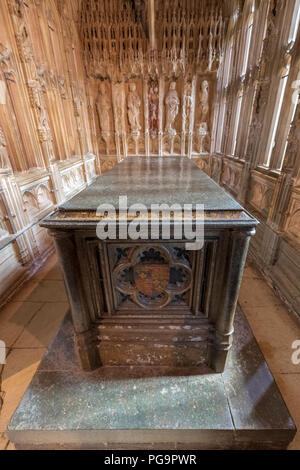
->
[[0, 43, 15, 80], [81, 1, 226, 80]]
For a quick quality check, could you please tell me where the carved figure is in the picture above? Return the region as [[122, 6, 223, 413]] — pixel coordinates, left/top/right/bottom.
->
[[96, 82, 111, 134], [127, 83, 141, 133], [165, 81, 179, 134], [0, 126, 9, 169], [198, 80, 209, 132], [28, 79, 51, 142]]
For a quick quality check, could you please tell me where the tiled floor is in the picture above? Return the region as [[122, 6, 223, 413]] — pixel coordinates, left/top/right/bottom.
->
[[0, 254, 68, 450], [0, 254, 299, 450]]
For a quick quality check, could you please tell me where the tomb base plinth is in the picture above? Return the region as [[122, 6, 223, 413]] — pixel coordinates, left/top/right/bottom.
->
[[7, 306, 296, 450]]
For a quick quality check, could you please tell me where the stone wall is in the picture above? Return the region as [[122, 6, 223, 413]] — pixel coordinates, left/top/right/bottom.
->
[[211, 0, 300, 317], [0, 0, 98, 306]]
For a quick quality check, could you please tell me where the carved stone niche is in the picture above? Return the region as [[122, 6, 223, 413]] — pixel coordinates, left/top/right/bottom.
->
[[149, 134, 159, 155], [0, 125, 10, 172], [247, 171, 276, 219], [220, 160, 242, 197], [148, 77, 159, 137], [193, 131, 211, 155], [163, 133, 181, 155], [95, 80, 115, 155], [125, 79, 143, 135], [285, 192, 300, 244], [61, 166, 85, 197], [109, 244, 194, 311], [22, 182, 54, 222], [164, 80, 181, 136], [0, 194, 12, 245], [193, 78, 211, 154], [211, 156, 222, 183]]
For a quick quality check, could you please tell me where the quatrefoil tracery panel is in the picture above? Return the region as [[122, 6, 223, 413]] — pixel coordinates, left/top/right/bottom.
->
[[112, 245, 193, 310]]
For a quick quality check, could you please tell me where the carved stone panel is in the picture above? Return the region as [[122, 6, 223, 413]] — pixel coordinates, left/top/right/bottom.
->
[[284, 192, 300, 244], [164, 81, 180, 135], [22, 181, 54, 222], [220, 159, 243, 197], [193, 78, 213, 155], [109, 244, 194, 312], [247, 171, 276, 219], [126, 80, 143, 135]]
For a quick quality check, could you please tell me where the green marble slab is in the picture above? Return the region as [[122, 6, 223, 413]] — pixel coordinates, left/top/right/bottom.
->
[[60, 156, 243, 212]]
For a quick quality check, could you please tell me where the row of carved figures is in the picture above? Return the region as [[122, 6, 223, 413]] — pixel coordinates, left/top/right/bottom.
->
[[96, 79, 210, 138]]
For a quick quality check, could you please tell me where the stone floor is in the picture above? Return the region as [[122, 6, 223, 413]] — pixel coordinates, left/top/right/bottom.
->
[[0, 254, 299, 450]]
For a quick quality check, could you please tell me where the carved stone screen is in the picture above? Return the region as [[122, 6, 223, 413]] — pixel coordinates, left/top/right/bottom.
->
[[80, 0, 225, 165]]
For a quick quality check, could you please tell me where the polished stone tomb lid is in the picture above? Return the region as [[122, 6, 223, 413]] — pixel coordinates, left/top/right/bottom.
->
[[60, 156, 242, 211], [41, 156, 258, 229]]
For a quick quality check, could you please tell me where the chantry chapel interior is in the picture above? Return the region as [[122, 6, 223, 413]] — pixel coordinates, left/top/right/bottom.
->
[[0, 0, 300, 449], [0, 0, 300, 316]]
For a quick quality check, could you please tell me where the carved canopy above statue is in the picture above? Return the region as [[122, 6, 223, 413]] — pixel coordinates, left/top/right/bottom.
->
[[79, 0, 229, 80], [74, 0, 235, 159]]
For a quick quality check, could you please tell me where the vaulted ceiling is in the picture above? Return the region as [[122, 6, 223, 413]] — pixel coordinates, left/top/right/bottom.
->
[[77, 0, 242, 79]]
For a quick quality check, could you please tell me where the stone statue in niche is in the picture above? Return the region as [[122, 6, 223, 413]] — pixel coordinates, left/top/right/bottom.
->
[[198, 80, 209, 132], [96, 81, 112, 134], [165, 81, 179, 135], [127, 82, 141, 134], [195, 80, 210, 154], [0, 125, 9, 170], [148, 78, 159, 136]]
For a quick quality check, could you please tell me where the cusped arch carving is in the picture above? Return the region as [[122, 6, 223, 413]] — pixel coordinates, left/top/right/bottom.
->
[[23, 190, 39, 216], [36, 183, 52, 208]]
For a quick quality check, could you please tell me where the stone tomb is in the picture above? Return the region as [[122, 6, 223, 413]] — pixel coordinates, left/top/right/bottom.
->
[[40, 156, 258, 373]]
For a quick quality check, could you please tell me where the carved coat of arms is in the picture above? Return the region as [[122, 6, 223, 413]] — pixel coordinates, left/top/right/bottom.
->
[[133, 263, 170, 297]]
